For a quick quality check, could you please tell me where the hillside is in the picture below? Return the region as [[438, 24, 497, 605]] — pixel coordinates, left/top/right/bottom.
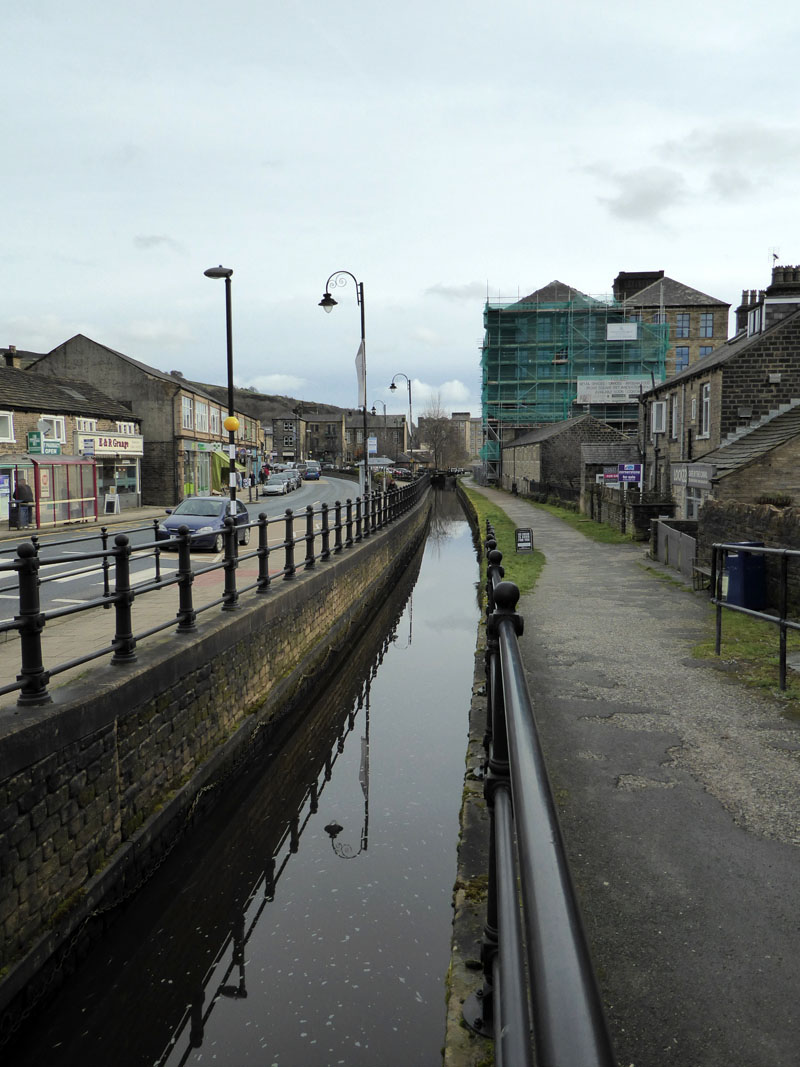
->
[[186, 379, 348, 423]]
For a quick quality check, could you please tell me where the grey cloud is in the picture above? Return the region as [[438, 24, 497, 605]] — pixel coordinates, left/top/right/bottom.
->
[[134, 234, 182, 251], [424, 281, 488, 301], [592, 166, 688, 222]]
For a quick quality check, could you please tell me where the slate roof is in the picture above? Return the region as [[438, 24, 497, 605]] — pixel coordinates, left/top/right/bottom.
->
[[506, 415, 623, 447], [508, 280, 595, 307], [0, 366, 138, 419], [699, 400, 800, 478], [581, 442, 639, 463], [622, 275, 729, 308]]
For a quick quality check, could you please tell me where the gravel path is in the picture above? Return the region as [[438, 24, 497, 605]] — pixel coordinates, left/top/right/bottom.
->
[[470, 486, 800, 1067]]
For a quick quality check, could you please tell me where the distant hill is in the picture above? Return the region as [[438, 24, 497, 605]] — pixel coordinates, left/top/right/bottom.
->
[[185, 379, 349, 423]]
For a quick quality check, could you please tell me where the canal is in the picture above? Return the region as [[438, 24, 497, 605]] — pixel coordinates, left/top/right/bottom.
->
[[6, 488, 480, 1067]]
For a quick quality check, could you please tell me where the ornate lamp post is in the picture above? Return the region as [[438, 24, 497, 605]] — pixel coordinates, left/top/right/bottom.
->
[[204, 265, 239, 515], [389, 372, 413, 468], [319, 271, 368, 494]]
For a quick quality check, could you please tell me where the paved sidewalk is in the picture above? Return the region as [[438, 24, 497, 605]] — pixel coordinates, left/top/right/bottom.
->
[[468, 484, 800, 1067]]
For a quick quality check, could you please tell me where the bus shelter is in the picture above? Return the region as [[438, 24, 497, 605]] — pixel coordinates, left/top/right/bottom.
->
[[0, 454, 98, 529]]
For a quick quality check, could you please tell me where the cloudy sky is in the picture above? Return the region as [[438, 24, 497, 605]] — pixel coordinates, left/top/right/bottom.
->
[[4, 1, 799, 418]]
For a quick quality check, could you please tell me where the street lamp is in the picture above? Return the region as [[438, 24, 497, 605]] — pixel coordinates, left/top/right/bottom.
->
[[319, 271, 368, 494], [389, 373, 413, 468], [204, 265, 239, 517]]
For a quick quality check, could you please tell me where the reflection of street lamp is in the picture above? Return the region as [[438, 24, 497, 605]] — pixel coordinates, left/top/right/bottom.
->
[[320, 271, 368, 494], [389, 373, 413, 466], [204, 265, 239, 516], [324, 676, 371, 859]]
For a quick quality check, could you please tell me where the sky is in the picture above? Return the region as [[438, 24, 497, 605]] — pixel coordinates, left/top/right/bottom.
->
[[3, 0, 800, 420]]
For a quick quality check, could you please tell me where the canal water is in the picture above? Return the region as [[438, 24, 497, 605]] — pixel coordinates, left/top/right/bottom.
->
[[7, 489, 480, 1067]]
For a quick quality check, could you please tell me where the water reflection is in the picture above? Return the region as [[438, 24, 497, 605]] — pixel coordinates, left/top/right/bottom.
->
[[7, 492, 479, 1067]]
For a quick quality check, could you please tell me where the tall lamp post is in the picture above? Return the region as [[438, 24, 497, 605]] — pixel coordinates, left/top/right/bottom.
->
[[319, 271, 368, 494], [389, 373, 413, 468], [204, 265, 239, 516]]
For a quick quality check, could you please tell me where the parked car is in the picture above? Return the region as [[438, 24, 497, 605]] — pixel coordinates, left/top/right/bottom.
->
[[284, 469, 302, 490], [156, 495, 251, 552], [272, 470, 297, 491], [303, 463, 321, 480], [263, 474, 289, 496]]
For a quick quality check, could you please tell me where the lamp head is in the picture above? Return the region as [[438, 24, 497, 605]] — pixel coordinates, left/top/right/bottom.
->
[[371, 405, 376, 416], [389, 382, 397, 392], [318, 292, 337, 313], [204, 265, 233, 279]]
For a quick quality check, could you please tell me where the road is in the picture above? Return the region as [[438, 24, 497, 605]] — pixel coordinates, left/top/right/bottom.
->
[[0, 476, 357, 621]]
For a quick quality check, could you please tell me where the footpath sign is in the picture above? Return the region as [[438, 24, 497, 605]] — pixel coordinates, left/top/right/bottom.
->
[[515, 528, 534, 553]]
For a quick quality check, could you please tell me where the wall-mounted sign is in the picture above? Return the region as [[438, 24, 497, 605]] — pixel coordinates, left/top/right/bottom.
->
[[617, 463, 642, 484], [607, 323, 638, 341], [576, 377, 655, 404], [27, 431, 61, 455]]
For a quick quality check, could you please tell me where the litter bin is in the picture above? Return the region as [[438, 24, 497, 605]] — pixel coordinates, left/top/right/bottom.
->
[[726, 542, 766, 609], [8, 504, 20, 529]]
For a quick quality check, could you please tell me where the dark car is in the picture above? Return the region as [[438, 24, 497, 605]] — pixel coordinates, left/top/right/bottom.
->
[[303, 463, 321, 480], [156, 495, 251, 552]]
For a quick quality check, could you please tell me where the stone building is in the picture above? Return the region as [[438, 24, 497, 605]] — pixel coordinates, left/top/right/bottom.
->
[[29, 335, 262, 504], [1, 357, 143, 524], [613, 270, 730, 378], [500, 414, 633, 497], [641, 264, 800, 519]]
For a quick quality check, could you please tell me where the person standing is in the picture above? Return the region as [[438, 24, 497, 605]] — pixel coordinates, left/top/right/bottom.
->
[[13, 477, 34, 528]]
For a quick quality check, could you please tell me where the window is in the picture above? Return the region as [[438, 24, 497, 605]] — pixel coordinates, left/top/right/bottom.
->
[[700, 382, 711, 437], [652, 312, 667, 324], [691, 397, 697, 422], [671, 394, 679, 439], [182, 396, 193, 430], [283, 435, 294, 447], [686, 487, 704, 520], [0, 411, 13, 442], [115, 421, 135, 435], [194, 401, 208, 433], [210, 407, 221, 435], [699, 346, 713, 358], [675, 312, 690, 338], [628, 311, 641, 322], [39, 416, 66, 442], [700, 313, 713, 338], [77, 418, 97, 433], [283, 421, 294, 432], [651, 400, 667, 435], [675, 347, 689, 371]]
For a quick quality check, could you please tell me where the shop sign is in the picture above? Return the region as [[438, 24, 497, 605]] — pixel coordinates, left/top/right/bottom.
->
[[77, 433, 143, 457], [27, 431, 61, 455]]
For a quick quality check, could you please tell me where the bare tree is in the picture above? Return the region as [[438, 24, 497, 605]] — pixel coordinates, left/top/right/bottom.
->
[[417, 395, 466, 469]]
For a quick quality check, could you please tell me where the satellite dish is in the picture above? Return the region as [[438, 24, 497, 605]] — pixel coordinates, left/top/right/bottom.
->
[[37, 418, 51, 436]]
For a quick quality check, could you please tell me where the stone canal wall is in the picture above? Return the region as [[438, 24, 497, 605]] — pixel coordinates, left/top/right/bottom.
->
[[0, 492, 430, 1023]]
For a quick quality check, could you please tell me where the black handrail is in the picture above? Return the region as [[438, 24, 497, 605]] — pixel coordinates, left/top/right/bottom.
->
[[710, 541, 800, 690], [0, 476, 429, 706], [464, 520, 616, 1066]]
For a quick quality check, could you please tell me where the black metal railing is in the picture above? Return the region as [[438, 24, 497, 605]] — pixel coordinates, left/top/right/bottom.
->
[[0, 477, 428, 708], [710, 541, 800, 690], [463, 520, 616, 1066]]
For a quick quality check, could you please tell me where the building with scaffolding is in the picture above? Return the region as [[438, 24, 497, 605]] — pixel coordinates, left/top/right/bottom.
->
[[480, 280, 669, 479]]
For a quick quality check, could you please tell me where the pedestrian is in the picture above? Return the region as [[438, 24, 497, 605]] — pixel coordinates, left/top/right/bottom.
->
[[13, 477, 34, 528]]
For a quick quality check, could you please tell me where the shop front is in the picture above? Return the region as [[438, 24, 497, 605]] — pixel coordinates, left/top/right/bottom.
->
[[76, 431, 144, 511], [672, 462, 716, 520]]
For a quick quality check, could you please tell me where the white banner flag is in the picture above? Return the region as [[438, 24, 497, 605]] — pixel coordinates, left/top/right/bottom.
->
[[355, 340, 367, 408]]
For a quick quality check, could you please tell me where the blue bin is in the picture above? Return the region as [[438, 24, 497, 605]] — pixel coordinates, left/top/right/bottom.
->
[[726, 542, 766, 609]]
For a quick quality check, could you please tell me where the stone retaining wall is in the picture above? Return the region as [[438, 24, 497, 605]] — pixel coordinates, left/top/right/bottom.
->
[[0, 493, 430, 1023]]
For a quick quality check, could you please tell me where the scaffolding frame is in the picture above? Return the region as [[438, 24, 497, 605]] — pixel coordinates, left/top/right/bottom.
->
[[480, 292, 668, 479]]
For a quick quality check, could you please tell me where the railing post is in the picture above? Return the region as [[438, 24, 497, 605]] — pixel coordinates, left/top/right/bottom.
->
[[175, 525, 197, 633], [222, 516, 239, 610], [284, 508, 296, 579], [362, 492, 370, 538], [101, 524, 112, 608], [355, 497, 363, 542], [257, 512, 271, 593], [14, 543, 51, 706], [153, 518, 162, 583], [779, 550, 789, 690], [345, 499, 354, 547], [305, 505, 315, 570], [111, 534, 137, 664], [321, 503, 331, 561], [334, 500, 343, 554]]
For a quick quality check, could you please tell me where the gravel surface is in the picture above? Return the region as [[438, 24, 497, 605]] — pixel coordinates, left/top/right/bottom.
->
[[469, 486, 800, 1067]]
